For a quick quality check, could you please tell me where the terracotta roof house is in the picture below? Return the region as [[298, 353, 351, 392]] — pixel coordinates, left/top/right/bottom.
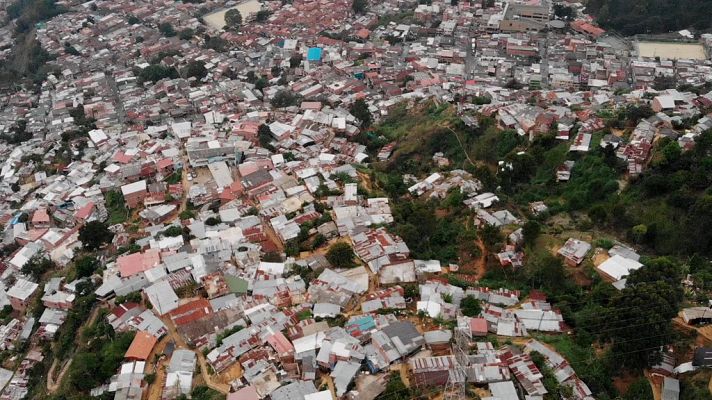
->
[[124, 331, 158, 361]]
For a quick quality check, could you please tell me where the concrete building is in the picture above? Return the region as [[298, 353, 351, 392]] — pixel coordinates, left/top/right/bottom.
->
[[7, 279, 39, 312], [121, 180, 148, 208]]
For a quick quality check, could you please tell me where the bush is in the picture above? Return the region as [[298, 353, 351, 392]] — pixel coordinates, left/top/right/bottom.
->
[[461, 295, 482, 317]]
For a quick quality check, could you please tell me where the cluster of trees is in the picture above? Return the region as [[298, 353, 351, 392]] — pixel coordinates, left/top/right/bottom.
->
[[614, 130, 712, 256], [137, 64, 179, 84], [569, 257, 684, 371], [203, 35, 230, 52], [6, 0, 65, 33], [586, 0, 712, 35], [0, 35, 55, 87], [460, 295, 481, 317], [375, 372, 419, 400], [258, 124, 275, 151], [284, 211, 333, 256], [21, 254, 55, 281], [391, 199, 478, 264], [183, 386, 225, 400], [0, 120, 32, 144], [67, 323, 135, 392], [270, 89, 300, 108], [79, 221, 114, 251], [53, 281, 99, 361], [255, 9, 271, 22]]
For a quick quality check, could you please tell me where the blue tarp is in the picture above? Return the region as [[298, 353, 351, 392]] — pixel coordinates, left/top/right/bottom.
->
[[307, 47, 323, 62]]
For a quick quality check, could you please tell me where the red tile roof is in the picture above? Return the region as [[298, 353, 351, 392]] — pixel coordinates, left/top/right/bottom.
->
[[117, 249, 162, 278]]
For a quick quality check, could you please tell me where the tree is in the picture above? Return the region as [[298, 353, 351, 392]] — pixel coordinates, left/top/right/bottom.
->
[[258, 124, 274, 150], [254, 77, 268, 91], [289, 54, 303, 68], [158, 22, 176, 37], [205, 216, 221, 226], [270, 90, 299, 108], [191, 385, 225, 400], [480, 223, 503, 249], [183, 60, 208, 80], [224, 9, 242, 30], [179, 210, 195, 220], [587, 204, 608, 224], [21, 254, 55, 281], [525, 253, 566, 292], [144, 373, 156, 384], [350, 98, 372, 128], [161, 225, 184, 237], [352, 0, 367, 14], [522, 220, 541, 245], [661, 141, 681, 165], [553, 4, 575, 20], [255, 9, 271, 22], [79, 221, 114, 251], [312, 234, 327, 250], [203, 35, 230, 52], [461, 295, 481, 317], [325, 242, 357, 268], [504, 78, 523, 89], [623, 378, 654, 400], [75, 255, 99, 278], [178, 28, 195, 40]]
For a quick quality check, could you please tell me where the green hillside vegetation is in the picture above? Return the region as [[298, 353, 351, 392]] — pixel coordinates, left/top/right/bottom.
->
[[357, 102, 711, 398], [586, 0, 712, 35], [0, 0, 65, 87]]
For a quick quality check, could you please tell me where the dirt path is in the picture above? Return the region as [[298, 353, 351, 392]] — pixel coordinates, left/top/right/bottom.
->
[[157, 315, 230, 395], [47, 306, 103, 393], [673, 317, 712, 345], [46, 358, 72, 393], [458, 238, 487, 279], [145, 333, 173, 400], [321, 375, 337, 399], [445, 125, 483, 169], [398, 363, 411, 388]]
